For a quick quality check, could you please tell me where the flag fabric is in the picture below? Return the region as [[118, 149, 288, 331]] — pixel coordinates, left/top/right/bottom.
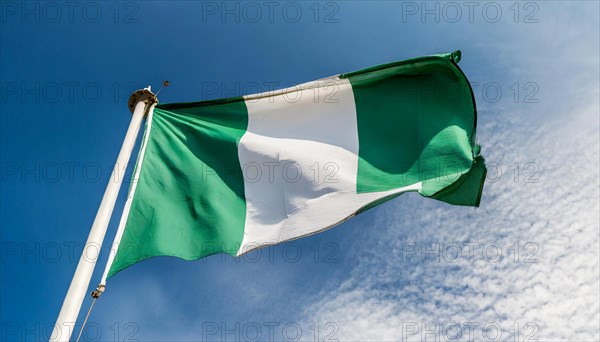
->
[[106, 51, 486, 278]]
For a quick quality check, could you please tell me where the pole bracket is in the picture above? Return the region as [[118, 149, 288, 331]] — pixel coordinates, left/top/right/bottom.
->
[[91, 284, 105, 299]]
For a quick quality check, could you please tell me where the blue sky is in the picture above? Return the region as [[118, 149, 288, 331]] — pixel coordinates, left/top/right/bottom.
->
[[1, 1, 599, 341]]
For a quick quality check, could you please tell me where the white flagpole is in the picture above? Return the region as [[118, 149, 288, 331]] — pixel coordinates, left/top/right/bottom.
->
[[99, 100, 156, 286], [50, 88, 156, 342]]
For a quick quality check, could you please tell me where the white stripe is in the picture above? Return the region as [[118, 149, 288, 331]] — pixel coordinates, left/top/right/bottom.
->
[[100, 103, 156, 285], [237, 79, 420, 255]]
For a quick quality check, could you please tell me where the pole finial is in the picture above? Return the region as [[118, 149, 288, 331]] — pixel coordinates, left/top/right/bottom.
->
[[155, 80, 170, 97], [127, 87, 156, 114]]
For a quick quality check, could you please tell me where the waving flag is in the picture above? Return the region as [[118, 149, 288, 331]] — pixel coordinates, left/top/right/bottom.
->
[[105, 51, 486, 279]]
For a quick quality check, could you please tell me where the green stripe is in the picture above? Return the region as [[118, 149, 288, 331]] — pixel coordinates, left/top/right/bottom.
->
[[108, 99, 248, 278], [347, 51, 485, 206]]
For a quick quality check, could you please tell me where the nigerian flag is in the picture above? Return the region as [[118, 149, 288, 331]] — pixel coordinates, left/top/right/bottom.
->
[[105, 51, 486, 279]]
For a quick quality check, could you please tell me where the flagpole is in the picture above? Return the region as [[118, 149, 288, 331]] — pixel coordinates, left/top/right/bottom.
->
[[50, 87, 156, 342], [99, 100, 156, 287]]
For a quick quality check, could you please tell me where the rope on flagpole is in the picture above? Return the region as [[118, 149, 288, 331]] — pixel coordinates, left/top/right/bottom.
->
[[74, 284, 103, 342]]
